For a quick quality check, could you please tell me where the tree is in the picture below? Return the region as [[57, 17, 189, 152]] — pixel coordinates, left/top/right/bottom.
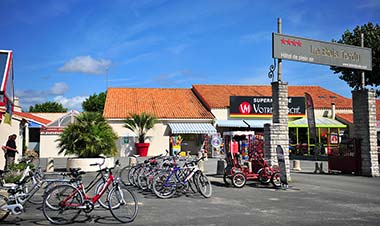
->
[[124, 112, 158, 143], [29, 101, 67, 113], [56, 112, 117, 158], [82, 92, 106, 114], [330, 22, 380, 94]]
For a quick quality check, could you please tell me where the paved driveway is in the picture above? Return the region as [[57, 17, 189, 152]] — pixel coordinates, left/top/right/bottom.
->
[[1, 169, 380, 226]]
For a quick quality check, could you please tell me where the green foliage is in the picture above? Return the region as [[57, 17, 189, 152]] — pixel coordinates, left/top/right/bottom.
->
[[3, 161, 34, 183], [82, 92, 107, 114], [124, 112, 158, 143], [330, 22, 380, 95], [29, 101, 67, 113], [56, 112, 118, 158]]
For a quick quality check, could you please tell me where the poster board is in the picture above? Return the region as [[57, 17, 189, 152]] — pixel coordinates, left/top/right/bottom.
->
[[276, 145, 288, 186]]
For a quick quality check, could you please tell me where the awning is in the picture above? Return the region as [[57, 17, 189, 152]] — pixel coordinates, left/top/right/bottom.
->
[[216, 120, 248, 128], [168, 123, 217, 134], [244, 119, 272, 128], [28, 121, 43, 128], [289, 117, 347, 128]]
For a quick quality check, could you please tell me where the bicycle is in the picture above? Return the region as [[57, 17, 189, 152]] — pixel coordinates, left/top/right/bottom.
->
[[0, 161, 71, 221], [42, 158, 138, 224], [152, 156, 212, 199]]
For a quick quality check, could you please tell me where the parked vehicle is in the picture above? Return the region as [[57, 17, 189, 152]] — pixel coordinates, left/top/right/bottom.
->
[[0, 158, 70, 221], [224, 152, 281, 188], [42, 158, 138, 224]]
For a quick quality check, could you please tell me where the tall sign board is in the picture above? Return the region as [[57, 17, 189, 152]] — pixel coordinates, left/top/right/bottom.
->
[[273, 33, 372, 71]]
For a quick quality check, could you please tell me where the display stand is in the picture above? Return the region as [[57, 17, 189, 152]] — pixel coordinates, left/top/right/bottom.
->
[[223, 131, 256, 161]]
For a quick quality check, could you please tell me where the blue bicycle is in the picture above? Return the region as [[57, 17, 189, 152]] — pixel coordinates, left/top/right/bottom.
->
[[152, 157, 212, 199]]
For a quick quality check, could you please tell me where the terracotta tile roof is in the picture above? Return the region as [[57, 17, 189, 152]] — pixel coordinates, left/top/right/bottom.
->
[[192, 84, 352, 109], [103, 88, 214, 119], [13, 111, 51, 125], [337, 100, 380, 124], [336, 113, 353, 124]]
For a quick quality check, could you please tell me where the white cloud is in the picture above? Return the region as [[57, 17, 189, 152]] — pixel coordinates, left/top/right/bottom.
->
[[50, 82, 69, 95], [59, 56, 111, 75], [54, 95, 88, 111], [15, 82, 72, 111]]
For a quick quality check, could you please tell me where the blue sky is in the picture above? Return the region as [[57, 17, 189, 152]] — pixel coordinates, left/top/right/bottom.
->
[[1, 0, 379, 111]]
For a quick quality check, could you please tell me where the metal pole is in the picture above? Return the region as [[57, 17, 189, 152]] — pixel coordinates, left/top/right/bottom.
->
[[277, 18, 282, 81], [361, 33, 365, 89]]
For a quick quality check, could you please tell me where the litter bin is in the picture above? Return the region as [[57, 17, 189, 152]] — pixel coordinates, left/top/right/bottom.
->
[[216, 159, 225, 175]]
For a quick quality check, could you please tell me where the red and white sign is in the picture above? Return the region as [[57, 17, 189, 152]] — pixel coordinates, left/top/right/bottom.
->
[[40, 127, 64, 135], [330, 133, 338, 144], [239, 102, 252, 114]]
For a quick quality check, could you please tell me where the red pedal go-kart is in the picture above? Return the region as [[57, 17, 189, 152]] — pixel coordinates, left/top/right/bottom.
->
[[224, 152, 281, 188]]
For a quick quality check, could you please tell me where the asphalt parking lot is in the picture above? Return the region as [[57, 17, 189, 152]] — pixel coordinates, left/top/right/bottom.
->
[[1, 160, 380, 226]]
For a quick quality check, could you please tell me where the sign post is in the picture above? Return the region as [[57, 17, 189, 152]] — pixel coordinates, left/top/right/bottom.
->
[[273, 33, 372, 70]]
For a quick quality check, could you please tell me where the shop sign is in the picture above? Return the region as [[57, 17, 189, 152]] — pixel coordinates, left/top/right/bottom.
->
[[330, 133, 338, 144], [211, 136, 222, 148], [273, 33, 372, 71], [230, 96, 305, 117], [40, 127, 64, 135]]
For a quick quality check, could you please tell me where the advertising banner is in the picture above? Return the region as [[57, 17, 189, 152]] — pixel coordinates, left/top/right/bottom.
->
[[230, 96, 305, 118], [276, 145, 288, 186], [305, 92, 317, 143]]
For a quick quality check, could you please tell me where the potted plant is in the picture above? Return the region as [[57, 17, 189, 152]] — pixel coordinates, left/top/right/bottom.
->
[[56, 112, 118, 171], [124, 112, 158, 157]]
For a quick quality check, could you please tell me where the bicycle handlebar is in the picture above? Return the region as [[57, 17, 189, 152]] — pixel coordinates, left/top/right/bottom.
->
[[89, 156, 106, 166]]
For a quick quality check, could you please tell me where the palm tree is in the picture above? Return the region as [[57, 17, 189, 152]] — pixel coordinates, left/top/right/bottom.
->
[[124, 112, 158, 143], [56, 112, 118, 158]]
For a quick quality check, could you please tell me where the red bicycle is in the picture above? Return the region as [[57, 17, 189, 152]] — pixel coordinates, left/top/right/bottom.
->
[[42, 159, 138, 224], [224, 152, 281, 188]]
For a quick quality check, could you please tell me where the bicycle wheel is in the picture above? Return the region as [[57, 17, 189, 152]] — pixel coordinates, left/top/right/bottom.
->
[[195, 172, 212, 198], [95, 182, 111, 209], [232, 172, 246, 188], [271, 172, 282, 188], [137, 171, 149, 190], [0, 195, 10, 221], [258, 168, 271, 185], [108, 185, 138, 223], [23, 175, 44, 205], [152, 172, 176, 199], [43, 184, 83, 225], [223, 173, 231, 186], [133, 167, 143, 187], [188, 176, 198, 193], [119, 166, 131, 186], [128, 166, 137, 186]]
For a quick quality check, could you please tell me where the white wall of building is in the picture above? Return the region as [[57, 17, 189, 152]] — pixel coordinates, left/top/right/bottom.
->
[[211, 108, 228, 120], [0, 119, 22, 169], [108, 120, 169, 157], [39, 134, 65, 158]]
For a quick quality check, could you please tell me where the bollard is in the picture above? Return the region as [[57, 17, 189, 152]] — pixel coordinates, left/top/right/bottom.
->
[[313, 162, 319, 174], [292, 160, 301, 171], [319, 162, 325, 174], [128, 156, 137, 167], [46, 157, 54, 172], [216, 159, 225, 175]]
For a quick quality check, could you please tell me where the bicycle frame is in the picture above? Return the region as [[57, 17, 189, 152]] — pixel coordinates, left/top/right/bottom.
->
[[61, 170, 115, 208], [163, 165, 197, 188]]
